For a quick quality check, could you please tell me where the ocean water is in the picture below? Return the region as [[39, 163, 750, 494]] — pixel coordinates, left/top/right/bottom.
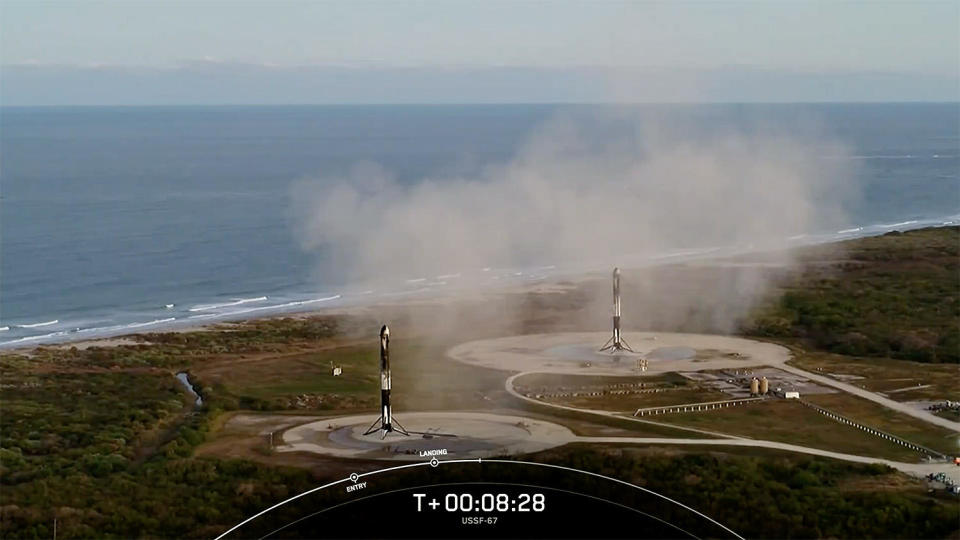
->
[[1, 103, 957, 346]]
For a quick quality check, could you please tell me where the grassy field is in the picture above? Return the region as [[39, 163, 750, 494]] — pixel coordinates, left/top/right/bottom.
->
[[656, 399, 932, 461], [205, 339, 512, 412], [802, 392, 959, 456], [787, 348, 960, 402], [193, 345, 380, 411], [210, 348, 377, 396], [935, 408, 960, 421], [390, 340, 515, 412]]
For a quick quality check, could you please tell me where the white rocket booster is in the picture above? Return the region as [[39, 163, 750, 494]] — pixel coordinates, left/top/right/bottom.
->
[[364, 324, 409, 438], [379, 324, 392, 433], [600, 267, 634, 353], [612, 267, 621, 347]]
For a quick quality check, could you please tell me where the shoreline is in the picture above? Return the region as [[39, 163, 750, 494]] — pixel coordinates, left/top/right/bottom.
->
[[33, 277, 590, 352], [3, 219, 958, 352]]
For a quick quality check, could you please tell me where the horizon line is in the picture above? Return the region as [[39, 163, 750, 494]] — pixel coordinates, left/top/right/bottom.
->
[[3, 100, 958, 108]]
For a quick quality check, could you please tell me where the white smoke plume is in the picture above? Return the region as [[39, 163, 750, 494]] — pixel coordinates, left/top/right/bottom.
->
[[292, 109, 856, 335]]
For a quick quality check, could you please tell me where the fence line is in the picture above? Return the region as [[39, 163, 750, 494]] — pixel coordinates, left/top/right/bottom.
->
[[633, 397, 766, 417], [799, 399, 947, 459]]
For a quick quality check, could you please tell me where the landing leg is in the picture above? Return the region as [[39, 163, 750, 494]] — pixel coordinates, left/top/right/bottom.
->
[[599, 337, 635, 353], [362, 416, 383, 436], [390, 417, 411, 436]]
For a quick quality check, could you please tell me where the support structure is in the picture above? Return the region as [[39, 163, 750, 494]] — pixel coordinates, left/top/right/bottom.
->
[[600, 267, 635, 353], [364, 325, 409, 438]]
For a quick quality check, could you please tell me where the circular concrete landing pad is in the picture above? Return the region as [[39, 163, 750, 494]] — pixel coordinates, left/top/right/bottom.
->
[[280, 412, 575, 461], [448, 332, 791, 375]]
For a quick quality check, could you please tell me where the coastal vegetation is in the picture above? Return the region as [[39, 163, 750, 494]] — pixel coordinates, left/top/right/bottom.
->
[[748, 227, 959, 363], [526, 446, 958, 539]]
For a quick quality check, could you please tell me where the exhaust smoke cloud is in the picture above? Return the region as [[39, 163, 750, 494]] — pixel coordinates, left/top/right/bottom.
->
[[293, 109, 856, 337]]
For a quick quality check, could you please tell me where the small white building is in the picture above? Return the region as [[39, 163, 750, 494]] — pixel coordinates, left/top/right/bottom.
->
[[332, 366, 342, 377], [784, 391, 800, 399]]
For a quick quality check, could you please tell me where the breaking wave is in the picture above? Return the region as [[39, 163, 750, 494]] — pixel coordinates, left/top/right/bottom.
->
[[1, 331, 70, 345], [878, 220, 919, 229], [125, 317, 176, 329], [17, 319, 59, 328], [212, 295, 342, 317], [189, 296, 268, 312]]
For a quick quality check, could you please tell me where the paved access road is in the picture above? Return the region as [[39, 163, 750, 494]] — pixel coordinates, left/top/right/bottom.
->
[[777, 363, 960, 432]]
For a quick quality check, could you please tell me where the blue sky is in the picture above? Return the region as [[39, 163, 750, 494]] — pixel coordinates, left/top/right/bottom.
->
[[1, 1, 957, 104]]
